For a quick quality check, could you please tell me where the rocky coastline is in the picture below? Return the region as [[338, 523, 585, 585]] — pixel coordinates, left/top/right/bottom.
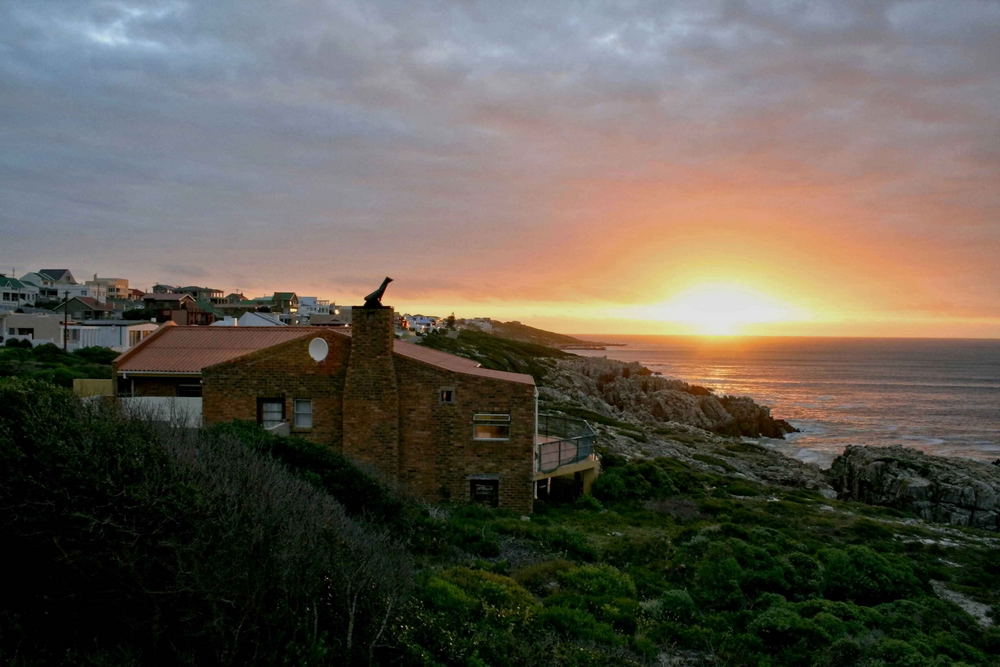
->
[[828, 445, 1000, 531], [540, 357, 1000, 530], [538, 356, 832, 493]]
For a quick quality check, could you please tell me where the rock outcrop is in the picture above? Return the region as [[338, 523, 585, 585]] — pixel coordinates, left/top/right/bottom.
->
[[828, 446, 1000, 531], [538, 357, 831, 493], [541, 357, 798, 439]]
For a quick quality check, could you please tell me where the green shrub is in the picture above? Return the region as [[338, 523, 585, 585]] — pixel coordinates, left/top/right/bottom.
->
[[204, 420, 408, 523], [820, 546, 922, 605], [592, 460, 676, 502], [557, 564, 636, 599], [648, 589, 697, 622], [537, 606, 623, 645], [693, 555, 744, 609], [513, 559, 575, 596], [748, 602, 830, 648]]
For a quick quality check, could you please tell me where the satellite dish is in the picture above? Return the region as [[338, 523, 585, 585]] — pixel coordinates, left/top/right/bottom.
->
[[308, 337, 329, 362]]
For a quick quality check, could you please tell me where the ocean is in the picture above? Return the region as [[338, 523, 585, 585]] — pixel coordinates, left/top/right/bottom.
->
[[572, 336, 1000, 468]]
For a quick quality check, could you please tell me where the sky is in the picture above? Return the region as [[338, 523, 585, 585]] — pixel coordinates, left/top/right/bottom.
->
[[2, 1, 998, 337]]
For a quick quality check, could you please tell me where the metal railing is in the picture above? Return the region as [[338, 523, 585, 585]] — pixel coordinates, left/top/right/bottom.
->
[[535, 413, 597, 474]]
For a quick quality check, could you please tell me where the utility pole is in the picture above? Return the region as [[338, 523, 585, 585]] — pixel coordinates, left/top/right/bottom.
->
[[62, 289, 69, 351]]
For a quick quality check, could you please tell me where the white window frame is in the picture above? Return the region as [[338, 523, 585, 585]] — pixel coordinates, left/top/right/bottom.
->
[[472, 413, 511, 441], [293, 398, 313, 429], [259, 398, 284, 429]]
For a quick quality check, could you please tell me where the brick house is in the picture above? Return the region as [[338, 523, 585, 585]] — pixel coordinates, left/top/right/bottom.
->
[[141, 293, 215, 325], [114, 305, 598, 512]]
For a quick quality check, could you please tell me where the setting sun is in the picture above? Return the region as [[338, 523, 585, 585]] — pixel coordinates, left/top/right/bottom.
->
[[632, 283, 802, 336]]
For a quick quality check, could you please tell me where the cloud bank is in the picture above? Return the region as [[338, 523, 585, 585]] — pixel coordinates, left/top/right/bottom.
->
[[2, 1, 998, 333]]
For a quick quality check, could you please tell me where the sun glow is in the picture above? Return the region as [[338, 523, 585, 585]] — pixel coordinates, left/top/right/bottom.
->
[[634, 283, 802, 336]]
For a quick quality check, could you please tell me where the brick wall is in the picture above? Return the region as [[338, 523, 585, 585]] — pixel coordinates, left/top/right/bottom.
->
[[202, 330, 348, 447], [342, 306, 400, 481], [395, 356, 536, 514]]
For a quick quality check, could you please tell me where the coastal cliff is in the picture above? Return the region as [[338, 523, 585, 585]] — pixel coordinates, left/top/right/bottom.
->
[[539, 357, 831, 493], [829, 445, 1000, 531], [541, 357, 797, 439]]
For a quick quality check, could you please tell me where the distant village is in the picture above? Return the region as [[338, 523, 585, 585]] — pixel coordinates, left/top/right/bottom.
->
[[0, 267, 496, 352]]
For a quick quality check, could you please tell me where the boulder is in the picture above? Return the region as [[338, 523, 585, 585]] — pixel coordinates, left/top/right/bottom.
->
[[828, 445, 1000, 531]]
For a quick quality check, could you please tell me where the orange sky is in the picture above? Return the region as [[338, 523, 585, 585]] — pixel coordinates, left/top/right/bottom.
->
[[3, 2, 998, 338]]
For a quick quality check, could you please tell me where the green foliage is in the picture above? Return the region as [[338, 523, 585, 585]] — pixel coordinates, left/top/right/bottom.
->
[[204, 420, 409, 524], [3, 382, 997, 665], [557, 563, 637, 599], [1, 378, 412, 665], [593, 458, 677, 501], [417, 329, 572, 382], [820, 545, 923, 605], [537, 605, 623, 645], [0, 342, 115, 386]]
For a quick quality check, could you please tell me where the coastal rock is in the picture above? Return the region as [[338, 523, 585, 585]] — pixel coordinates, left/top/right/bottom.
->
[[543, 357, 798, 439], [828, 445, 1000, 531], [538, 356, 831, 493]]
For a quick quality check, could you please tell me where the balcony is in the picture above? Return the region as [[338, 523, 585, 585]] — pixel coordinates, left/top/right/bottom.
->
[[534, 413, 599, 477]]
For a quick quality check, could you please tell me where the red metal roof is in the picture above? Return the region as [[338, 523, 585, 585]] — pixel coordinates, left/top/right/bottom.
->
[[115, 324, 535, 385], [392, 339, 534, 385], [115, 325, 323, 374]]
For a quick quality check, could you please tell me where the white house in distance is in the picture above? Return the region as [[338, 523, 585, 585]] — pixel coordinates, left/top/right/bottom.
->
[[0, 275, 39, 310], [298, 296, 331, 318], [66, 320, 159, 352], [85, 275, 131, 302], [403, 314, 441, 334], [0, 311, 158, 352]]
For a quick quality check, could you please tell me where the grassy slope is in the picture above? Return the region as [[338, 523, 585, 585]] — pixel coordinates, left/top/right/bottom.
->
[[413, 330, 999, 664], [3, 336, 998, 664]]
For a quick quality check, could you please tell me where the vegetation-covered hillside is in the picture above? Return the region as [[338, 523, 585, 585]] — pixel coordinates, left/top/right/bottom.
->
[[2, 376, 998, 665], [2, 332, 998, 664]]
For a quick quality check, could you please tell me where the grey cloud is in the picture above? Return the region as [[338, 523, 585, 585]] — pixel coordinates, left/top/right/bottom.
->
[[1, 1, 998, 312]]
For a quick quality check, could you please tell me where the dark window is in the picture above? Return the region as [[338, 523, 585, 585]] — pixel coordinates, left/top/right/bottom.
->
[[257, 398, 285, 428], [473, 413, 510, 440], [177, 383, 202, 397], [470, 479, 499, 507], [439, 388, 454, 404]]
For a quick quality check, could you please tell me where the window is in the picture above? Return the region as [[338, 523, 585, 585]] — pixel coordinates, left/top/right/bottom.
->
[[177, 383, 202, 397], [294, 399, 313, 428], [439, 388, 454, 404], [472, 413, 511, 440], [469, 478, 499, 507], [258, 398, 284, 428]]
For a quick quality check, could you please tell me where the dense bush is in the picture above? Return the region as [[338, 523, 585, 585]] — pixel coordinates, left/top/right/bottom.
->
[[2, 376, 997, 665], [0, 342, 114, 386], [0, 378, 412, 665]]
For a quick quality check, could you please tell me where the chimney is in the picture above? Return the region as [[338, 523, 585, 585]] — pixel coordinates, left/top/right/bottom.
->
[[342, 304, 399, 481]]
